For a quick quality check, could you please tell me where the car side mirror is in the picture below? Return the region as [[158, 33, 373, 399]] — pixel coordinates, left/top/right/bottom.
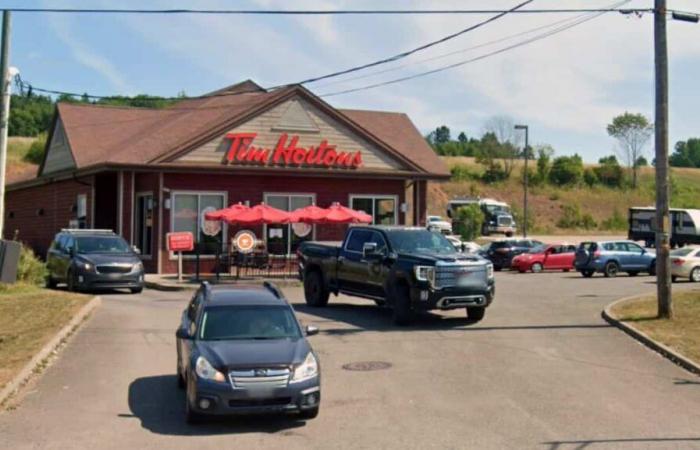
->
[[305, 325, 319, 336], [132, 245, 141, 255], [68, 247, 75, 257], [175, 328, 192, 340], [362, 242, 382, 261]]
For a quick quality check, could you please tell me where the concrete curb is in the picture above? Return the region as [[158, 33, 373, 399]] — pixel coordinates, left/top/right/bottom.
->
[[144, 280, 192, 292], [602, 295, 700, 376], [0, 295, 102, 407]]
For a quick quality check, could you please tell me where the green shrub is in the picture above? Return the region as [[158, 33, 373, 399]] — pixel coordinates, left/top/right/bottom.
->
[[16, 244, 47, 285], [557, 203, 597, 230], [600, 208, 628, 230], [23, 132, 47, 165], [481, 163, 509, 183], [452, 205, 484, 241], [450, 164, 480, 181], [583, 168, 599, 187], [594, 159, 624, 187], [549, 154, 584, 186]]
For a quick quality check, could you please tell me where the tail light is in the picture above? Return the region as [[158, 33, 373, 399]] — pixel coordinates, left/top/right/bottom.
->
[[672, 258, 685, 266], [496, 248, 509, 254]]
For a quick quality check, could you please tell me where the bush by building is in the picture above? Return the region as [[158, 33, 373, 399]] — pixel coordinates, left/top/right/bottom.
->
[[452, 204, 484, 241], [16, 244, 48, 286]]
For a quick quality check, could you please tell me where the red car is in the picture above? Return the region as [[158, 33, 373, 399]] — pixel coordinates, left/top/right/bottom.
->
[[511, 243, 577, 273]]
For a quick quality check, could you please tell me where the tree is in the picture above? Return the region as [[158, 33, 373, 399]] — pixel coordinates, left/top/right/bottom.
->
[[452, 205, 484, 241], [475, 132, 508, 182], [427, 125, 451, 146], [483, 116, 521, 177], [636, 156, 648, 167], [534, 145, 554, 184], [549, 154, 584, 186], [670, 138, 700, 168], [457, 132, 468, 144], [606, 112, 653, 188], [594, 155, 624, 188]]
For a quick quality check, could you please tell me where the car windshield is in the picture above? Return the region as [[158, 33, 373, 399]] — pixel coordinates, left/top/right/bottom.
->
[[529, 245, 546, 254], [75, 236, 131, 254], [387, 230, 457, 254], [485, 205, 509, 214], [199, 305, 302, 341]]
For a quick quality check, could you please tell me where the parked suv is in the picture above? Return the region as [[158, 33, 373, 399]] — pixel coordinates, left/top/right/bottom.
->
[[480, 239, 544, 271], [574, 240, 656, 278], [46, 229, 144, 293], [176, 282, 321, 423]]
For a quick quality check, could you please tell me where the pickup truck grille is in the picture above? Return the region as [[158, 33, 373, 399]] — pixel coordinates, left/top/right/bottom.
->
[[434, 265, 481, 289], [228, 368, 290, 390]]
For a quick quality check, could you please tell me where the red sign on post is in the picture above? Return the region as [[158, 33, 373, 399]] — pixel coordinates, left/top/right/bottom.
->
[[167, 232, 194, 252]]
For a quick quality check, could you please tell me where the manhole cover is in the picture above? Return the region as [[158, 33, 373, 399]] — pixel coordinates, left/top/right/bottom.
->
[[342, 361, 392, 371]]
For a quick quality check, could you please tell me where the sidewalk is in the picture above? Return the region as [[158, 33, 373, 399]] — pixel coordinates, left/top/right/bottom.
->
[[144, 273, 302, 291]]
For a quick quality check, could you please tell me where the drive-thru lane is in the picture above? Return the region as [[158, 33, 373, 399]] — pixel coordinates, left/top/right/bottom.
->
[[1, 273, 700, 449]]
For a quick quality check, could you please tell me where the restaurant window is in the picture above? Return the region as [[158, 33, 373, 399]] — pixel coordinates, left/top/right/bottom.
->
[[172, 192, 225, 256], [350, 195, 397, 225], [264, 193, 314, 255]]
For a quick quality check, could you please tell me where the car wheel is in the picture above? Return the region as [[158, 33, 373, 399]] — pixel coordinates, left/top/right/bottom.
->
[[563, 269, 571, 272], [304, 270, 329, 307], [177, 364, 186, 389], [691, 267, 700, 283], [649, 261, 656, 276], [628, 271, 639, 277], [299, 406, 320, 420], [130, 287, 143, 294], [391, 283, 413, 326], [505, 232, 513, 237], [185, 378, 202, 424], [603, 262, 619, 278], [581, 270, 595, 278], [45, 275, 57, 289], [531, 263, 543, 273], [466, 306, 486, 322], [66, 269, 79, 292]]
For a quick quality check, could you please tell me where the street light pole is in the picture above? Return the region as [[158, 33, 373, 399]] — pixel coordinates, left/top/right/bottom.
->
[[0, 11, 11, 239], [515, 124, 529, 238]]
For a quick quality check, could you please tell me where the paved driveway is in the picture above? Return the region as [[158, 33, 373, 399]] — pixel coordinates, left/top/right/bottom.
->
[[2, 273, 700, 449]]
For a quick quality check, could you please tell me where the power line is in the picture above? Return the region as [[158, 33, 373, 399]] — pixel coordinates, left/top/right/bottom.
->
[[319, 5, 616, 98], [311, 8, 605, 90], [14, 0, 534, 101], [293, 0, 535, 86], [1, 7, 653, 15]]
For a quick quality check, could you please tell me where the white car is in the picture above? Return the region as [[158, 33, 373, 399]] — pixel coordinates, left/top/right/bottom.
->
[[670, 246, 700, 282], [444, 235, 480, 254], [427, 215, 452, 234]]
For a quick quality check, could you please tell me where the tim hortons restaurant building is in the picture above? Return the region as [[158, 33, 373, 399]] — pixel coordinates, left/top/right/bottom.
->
[[3, 80, 449, 274]]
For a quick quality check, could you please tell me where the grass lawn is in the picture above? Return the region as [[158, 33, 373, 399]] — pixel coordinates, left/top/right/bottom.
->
[[611, 290, 700, 364], [0, 284, 91, 390]]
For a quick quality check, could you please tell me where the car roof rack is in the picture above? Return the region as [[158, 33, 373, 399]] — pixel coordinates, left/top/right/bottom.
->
[[200, 280, 212, 299], [60, 228, 115, 234], [263, 281, 283, 299]]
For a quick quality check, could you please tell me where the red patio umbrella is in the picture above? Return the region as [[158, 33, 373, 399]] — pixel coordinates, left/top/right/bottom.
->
[[323, 202, 372, 224], [289, 204, 329, 223], [204, 202, 249, 221], [227, 203, 291, 225]]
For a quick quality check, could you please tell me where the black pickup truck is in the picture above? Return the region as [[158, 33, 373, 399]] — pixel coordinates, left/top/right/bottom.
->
[[297, 226, 495, 325]]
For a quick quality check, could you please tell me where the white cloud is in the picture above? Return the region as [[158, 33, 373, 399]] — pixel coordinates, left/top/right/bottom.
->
[[46, 15, 132, 93]]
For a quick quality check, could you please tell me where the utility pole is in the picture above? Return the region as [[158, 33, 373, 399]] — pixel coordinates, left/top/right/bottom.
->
[[654, 0, 672, 319], [515, 124, 529, 238], [0, 11, 10, 239]]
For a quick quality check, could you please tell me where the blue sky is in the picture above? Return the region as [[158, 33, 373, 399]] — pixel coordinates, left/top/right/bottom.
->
[[3, 0, 699, 162]]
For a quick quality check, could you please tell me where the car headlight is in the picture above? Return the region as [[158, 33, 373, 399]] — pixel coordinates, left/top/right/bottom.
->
[[195, 356, 226, 382], [133, 261, 144, 272], [290, 352, 318, 383], [486, 263, 494, 279], [414, 265, 435, 284], [76, 260, 93, 271]]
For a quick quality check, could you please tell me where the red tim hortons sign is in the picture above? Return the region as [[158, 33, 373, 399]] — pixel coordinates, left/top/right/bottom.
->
[[223, 132, 363, 169]]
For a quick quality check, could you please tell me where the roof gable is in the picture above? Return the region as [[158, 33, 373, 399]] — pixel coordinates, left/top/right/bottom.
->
[[39, 117, 76, 176]]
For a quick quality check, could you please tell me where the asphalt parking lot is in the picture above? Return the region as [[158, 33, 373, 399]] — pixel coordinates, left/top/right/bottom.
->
[[1, 272, 700, 449]]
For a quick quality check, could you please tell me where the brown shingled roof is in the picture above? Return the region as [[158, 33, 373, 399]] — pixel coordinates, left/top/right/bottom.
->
[[38, 82, 448, 180]]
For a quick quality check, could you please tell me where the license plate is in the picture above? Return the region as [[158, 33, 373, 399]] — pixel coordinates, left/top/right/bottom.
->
[[457, 273, 473, 286]]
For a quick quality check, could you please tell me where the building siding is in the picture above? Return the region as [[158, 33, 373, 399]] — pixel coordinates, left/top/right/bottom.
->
[[42, 118, 77, 175], [4, 177, 93, 258]]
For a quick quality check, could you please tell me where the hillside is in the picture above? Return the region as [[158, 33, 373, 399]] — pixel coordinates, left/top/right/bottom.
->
[[6, 137, 40, 183], [428, 157, 700, 234]]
